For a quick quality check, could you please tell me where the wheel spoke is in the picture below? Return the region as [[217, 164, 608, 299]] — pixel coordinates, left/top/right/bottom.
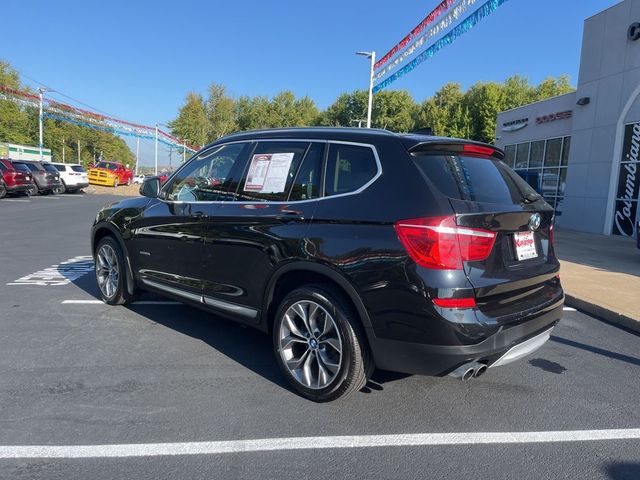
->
[[308, 303, 321, 335], [281, 334, 307, 350], [292, 303, 311, 336], [318, 349, 339, 373], [316, 353, 331, 385], [302, 351, 315, 387], [284, 313, 307, 339], [285, 348, 310, 371], [320, 337, 341, 354]]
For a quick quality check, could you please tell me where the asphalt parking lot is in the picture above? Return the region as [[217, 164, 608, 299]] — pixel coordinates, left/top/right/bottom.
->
[[0, 195, 639, 480]]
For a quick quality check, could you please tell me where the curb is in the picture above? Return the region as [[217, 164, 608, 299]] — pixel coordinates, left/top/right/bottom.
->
[[565, 294, 640, 334]]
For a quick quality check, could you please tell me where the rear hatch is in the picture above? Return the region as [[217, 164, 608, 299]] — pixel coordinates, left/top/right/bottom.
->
[[11, 162, 34, 185], [409, 142, 562, 324], [42, 164, 61, 184]]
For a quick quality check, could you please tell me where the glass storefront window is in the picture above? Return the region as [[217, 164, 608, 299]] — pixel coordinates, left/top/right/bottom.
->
[[504, 145, 516, 168], [544, 138, 562, 167], [529, 141, 545, 168], [561, 137, 571, 166], [515, 143, 530, 169]]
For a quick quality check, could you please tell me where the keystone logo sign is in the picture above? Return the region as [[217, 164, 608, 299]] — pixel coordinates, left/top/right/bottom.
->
[[612, 122, 640, 236]]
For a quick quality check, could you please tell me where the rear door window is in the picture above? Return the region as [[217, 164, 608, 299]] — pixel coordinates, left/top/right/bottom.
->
[[289, 143, 324, 201], [412, 154, 538, 205], [238, 141, 310, 202], [23, 163, 40, 172], [324, 143, 378, 196], [0, 162, 7, 173]]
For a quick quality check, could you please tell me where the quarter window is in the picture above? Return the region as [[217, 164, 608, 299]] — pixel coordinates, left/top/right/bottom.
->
[[289, 143, 324, 201], [53, 164, 67, 172], [166, 142, 250, 202], [324, 144, 378, 196]]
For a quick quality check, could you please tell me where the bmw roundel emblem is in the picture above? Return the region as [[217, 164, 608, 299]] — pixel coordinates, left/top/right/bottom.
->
[[528, 213, 542, 231]]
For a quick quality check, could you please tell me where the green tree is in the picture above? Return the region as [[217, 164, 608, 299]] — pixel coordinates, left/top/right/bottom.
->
[[373, 90, 416, 132], [236, 95, 271, 130], [321, 90, 369, 127], [0, 61, 35, 144], [169, 92, 208, 147], [205, 84, 238, 140]]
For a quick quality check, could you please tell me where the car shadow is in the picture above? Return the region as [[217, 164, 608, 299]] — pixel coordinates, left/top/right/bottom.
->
[[66, 268, 411, 395], [605, 462, 640, 480], [550, 336, 640, 367]]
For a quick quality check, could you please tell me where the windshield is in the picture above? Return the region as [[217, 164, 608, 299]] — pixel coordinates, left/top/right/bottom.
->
[[412, 154, 540, 205], [95, 161, 119, 170]]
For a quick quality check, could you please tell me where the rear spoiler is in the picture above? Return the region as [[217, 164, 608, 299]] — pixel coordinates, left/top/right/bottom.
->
[[407, 141, 505, 160]]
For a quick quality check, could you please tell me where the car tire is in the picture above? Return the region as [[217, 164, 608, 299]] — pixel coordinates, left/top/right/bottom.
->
[[272, 284, 373, 402], [113, 179, 119, 188], [94, 236, 134, 305], [0, 183, 6, 199], [54, 183, 66, 194], [126, 178, 131, 186]]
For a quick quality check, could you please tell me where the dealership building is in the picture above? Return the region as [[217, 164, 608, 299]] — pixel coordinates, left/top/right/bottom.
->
[[495, 0, 640, 237]]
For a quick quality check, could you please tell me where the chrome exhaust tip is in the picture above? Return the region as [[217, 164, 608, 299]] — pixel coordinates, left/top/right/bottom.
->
[[449, 361, 484, 381], [473, 364, 488, 378]]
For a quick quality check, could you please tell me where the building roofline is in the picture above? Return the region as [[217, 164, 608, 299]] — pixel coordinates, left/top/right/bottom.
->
[[498, 91, 576, 116]]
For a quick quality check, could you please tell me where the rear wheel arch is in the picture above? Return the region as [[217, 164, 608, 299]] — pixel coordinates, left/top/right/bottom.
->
[[263, 262, 374, 335]]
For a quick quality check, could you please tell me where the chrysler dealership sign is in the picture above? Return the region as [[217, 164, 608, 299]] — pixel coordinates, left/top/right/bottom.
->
[[612, 122, 640, 236]]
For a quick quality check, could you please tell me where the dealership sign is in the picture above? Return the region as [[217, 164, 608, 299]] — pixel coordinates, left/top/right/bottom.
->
[[536, 110, 573, 124], [612, 122, 640, 236], [502, 118, 528, 132]]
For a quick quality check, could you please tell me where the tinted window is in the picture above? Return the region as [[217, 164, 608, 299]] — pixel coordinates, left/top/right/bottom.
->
[[23, 163, 40, 172], [53, 164, 67, 172], [0, 162, 7, 173], [95, 161, 119, 170], [515, 143, 529, 169], [529, 141, 544, 168], [166, 142, 250, 202], [289, 143, 324, 201], [71, 165, 85, 173], [238, 142, 310, 202], [12, 162, 30, 172], [43, 164, 58, 172], [324, 144, 378, 196], [412, 154, 538, 205], [544, 138, 562, 167], [504, 145, 516, 168]]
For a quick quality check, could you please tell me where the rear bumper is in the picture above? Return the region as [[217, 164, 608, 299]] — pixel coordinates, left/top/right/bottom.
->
[[368, 300, 563, 376], [5, 183, 32, 193], [67, 182, 89, 189]]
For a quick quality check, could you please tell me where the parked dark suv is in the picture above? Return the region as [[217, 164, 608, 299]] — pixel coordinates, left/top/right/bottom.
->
[[91, 128, 563, 401], [14, 160, 63, 195]]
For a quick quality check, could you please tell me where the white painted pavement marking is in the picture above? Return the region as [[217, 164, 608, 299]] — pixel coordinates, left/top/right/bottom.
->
[[61, 300, 183, 305], [0, 429, 638, 459], [1, 199, 30, 202], [7, 256, 94, 286], [563, 307, 577, 312]]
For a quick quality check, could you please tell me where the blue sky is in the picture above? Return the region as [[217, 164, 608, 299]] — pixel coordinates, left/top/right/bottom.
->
[[2, 0, 620, 166]]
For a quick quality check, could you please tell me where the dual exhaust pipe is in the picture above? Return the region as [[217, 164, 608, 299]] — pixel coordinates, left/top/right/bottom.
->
[[449, 361, 488, 381]]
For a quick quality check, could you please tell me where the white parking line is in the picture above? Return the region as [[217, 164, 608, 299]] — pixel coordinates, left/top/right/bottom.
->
[[563, 307, 577, 312], [61, 300, 182, 305], [0, 429, 638, 459], [2, 199, 30, 202]]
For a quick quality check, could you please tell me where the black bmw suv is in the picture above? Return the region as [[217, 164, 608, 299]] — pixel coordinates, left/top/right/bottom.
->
[[91, 128, 563, 401]]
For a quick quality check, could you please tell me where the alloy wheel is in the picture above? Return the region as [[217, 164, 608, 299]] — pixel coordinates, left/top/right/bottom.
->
[[278, 300, 343, 390], [96, 244, 119, 299]]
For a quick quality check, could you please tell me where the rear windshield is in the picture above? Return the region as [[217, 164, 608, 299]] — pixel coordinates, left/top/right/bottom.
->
[[53, 164, 67, 172], [21, 163, 40, 172], [43, 164, 58, 173], [71, 165, 85, 173], [412, 154, 539, 205], [12, 162, 30, 172]]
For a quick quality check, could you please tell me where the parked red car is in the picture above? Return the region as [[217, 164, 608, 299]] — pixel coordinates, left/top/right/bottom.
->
[[0, 159, 33, 198]]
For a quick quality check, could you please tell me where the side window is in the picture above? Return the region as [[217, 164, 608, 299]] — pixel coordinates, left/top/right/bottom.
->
[[288, 143, 324, 201], [54, 164, 67, 172], [0, 162, 7, 173], [324, 143, 378, 196], [238, 141, 310, 202], [166, 142, 250, 202]]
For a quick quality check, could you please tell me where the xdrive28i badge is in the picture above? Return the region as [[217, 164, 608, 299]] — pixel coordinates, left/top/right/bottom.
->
[[528, 213, 542, 231]]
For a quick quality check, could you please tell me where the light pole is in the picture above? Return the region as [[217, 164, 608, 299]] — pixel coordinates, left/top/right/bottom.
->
[[38, 87, 53, 161], [154, 123, 158, 175], [356, 51, 376, 128], [135, 137, 140, 176], [182, 138, 192, 164]]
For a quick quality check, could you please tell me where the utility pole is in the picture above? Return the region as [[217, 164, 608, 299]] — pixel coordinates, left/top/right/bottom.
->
[[77, 139, 81, 163], [154, 123, 158, 175], [356, 51, 376, 128], [183, 141, 186, 163], [37, 87, 53, 161], [135, 137, 140, 175], [62, 137, 65, 163]]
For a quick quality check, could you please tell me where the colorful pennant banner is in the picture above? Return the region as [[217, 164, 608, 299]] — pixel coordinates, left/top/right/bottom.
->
[[373, 0, 509, 93], [374, 0, 457, 70], [374, 0, 477, 82]]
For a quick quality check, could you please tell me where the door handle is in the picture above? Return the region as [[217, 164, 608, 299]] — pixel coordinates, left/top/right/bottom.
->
[[191, 211, 209, 220]]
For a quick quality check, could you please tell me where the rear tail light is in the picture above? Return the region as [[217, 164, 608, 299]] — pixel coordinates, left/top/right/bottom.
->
[[549, 222, 555, 246], [394, 216, 496, 270], [432, 297, 477, 309]]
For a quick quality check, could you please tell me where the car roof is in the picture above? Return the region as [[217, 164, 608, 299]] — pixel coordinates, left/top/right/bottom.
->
[[208, 127, 502, 154]]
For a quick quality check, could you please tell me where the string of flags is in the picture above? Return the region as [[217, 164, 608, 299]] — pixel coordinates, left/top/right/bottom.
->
[[0, 85, 197, 152], [373, 0, 509, 93]]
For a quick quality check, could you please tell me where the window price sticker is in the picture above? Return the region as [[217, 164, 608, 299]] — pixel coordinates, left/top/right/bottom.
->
[[244, 153, 294, 193]]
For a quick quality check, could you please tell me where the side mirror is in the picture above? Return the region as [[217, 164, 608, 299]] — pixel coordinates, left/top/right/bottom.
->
[[140, 177, 161, 198]]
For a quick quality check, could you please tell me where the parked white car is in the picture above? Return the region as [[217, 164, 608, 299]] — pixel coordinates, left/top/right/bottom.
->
[[133, 174, 145, 184], [50, 163, 89, 193]]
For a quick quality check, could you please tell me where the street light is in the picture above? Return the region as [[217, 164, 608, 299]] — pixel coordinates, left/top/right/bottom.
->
[[182, 139, 192, 163], [155, 122, 171, 175], [356, 51, 376, 128], [37, 87, 54, 161]]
